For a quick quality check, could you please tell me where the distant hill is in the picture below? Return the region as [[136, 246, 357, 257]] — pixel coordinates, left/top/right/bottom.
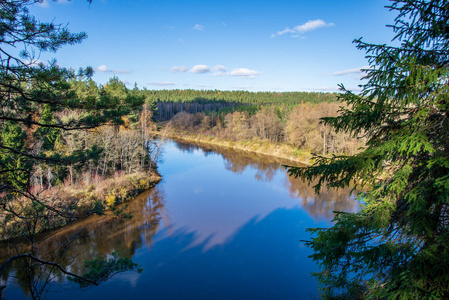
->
[[139, 89, 339, 121]]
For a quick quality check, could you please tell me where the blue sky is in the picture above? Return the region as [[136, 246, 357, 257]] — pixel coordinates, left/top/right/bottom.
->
[[30, 0, 396, 92]]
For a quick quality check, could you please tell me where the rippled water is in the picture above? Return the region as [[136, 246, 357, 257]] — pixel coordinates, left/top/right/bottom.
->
[[3, 139, 359, 299]]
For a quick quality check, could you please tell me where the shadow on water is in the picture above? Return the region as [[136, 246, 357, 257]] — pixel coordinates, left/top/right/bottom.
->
[[135, 207, 318, 300], [2, 139, 360, 299]]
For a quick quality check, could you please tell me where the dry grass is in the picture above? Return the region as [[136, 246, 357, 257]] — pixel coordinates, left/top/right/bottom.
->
[[165, 128, 313, 165], [1, 170, 161, 240]]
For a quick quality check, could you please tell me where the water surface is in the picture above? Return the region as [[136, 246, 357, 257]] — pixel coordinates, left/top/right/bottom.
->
[[3, 139, 358, 299]]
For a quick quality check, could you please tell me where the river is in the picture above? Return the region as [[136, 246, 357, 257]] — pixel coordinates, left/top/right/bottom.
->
[[3, 139, 359, 299]]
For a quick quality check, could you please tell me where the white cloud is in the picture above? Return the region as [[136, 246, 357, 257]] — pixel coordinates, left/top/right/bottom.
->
[[171, 65, 188, 73], [332, 65, 370, 77], [209, 65, 261, 78], [272, 19, 334, 38], [276, 28, 296, 36], [97, 65, 108, 72], [193, 24, 205, 31], [212, 64, 228, 76], [95, 65, 131, 74], [229, 68, 261, 79], [149, 81, 175, 86], [171, 64, 260, 79], [294, 19, 334, 33], [189, 65, 211, 74], [214, 65, 227, 72]]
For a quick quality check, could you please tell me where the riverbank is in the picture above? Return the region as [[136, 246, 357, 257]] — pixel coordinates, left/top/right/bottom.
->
[[1, 170, 162, 240], [162, 128, 313, 166]]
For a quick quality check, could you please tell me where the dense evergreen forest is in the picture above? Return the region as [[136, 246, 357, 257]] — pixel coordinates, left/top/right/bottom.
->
[[140, 89, 338, 121]]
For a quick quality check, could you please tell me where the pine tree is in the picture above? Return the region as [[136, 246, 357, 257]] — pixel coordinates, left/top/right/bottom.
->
[[0, 0, 143, 296], [0, 0, 144, 215], [288, 1, 449, 298]]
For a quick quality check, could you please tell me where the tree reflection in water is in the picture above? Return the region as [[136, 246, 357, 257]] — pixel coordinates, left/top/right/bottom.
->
[[0, 187, 166, 298], [173, 139, 359, 220], [2, 139, 360, 299]]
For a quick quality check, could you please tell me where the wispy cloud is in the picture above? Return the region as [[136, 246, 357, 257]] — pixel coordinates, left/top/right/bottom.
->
[[193, 24, 205, 31], [211, 66, 261, 78], [214, 65, 227, 72], [212, 65, 228, 76], [302, 86, 362, 93], [149, 81, 175, 86], [272, 19, 334, 38], [173, 64, 261, 79], [332, 65, 370, 78], [189, 65, 211, 74], [229, 68, 261, 79], [232, 86, 253, 90], [308, 86, 340, 92], [95, 65, 131, 74], [171, 65, 188, 73]]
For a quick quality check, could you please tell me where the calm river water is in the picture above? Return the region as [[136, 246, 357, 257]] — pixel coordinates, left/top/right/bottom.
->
[[4, 139, 358, 299]]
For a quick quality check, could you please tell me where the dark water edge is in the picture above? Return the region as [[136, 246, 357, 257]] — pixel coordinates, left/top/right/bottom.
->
[[2, 139, 360, 300]]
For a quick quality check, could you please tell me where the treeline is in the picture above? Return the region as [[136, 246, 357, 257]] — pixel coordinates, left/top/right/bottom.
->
[[169, 102, 364, 156], [142, 89, 338, 105], [139, 89, 338, 121]]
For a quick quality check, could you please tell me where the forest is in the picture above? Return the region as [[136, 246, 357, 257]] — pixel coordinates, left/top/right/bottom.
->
[[1, 66, 358, 245], [3, 0, 449, 299], [1, 76, 161, 239], [132, 88, 363, 159], [165, 100, 364, 157], [144, 89, 338, 121]]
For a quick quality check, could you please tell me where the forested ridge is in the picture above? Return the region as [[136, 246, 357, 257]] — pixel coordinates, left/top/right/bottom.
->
[[140, 89, 338, 121], [143, 89, 337, 105]]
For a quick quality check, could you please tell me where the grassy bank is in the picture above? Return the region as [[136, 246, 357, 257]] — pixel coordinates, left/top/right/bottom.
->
[[163, 128, 313, 166], [1, 170, 162, 240]]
